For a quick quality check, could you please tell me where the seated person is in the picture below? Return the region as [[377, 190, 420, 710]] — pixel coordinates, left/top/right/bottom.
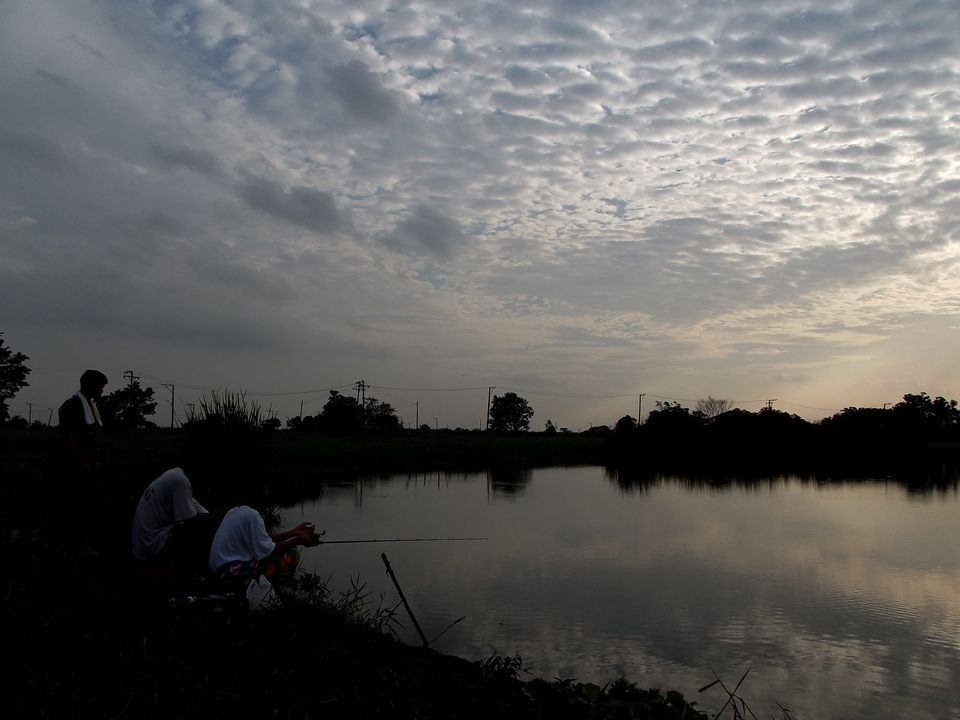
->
[[132, 467, 218, 582], [208, 506, 319, 593]]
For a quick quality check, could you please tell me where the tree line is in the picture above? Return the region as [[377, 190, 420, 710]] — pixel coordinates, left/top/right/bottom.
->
[[0, 334, 537, 434], [4, 333, 960, 475]]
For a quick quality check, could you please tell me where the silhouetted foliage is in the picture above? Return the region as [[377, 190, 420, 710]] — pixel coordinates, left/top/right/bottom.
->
[[261, 417, 282, 430], [645, 401, 704, 433], [605, 392, 960, 479], [696, 395, 732, 418], [181, 390, 273, 507], [0, 333, 30, 423], [99, 380, 157, 429], [293, 390, 401, 435], [488, 392, 534, 433], [544, 419, 557, 435], [582, 425, 611, 435], [5, 415, 29, 430], [317, 391, 363, 434], [364, 397, 402, 433], [891, 392, 960, 431], [614, 415, 637, 434]]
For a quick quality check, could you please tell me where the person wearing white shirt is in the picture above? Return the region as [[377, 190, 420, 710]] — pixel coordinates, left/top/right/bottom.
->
[[208, 506, 319, 591], [132, 467, 208, 560]]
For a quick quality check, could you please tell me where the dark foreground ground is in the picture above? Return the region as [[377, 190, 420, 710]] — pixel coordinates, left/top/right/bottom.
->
[[3, 530, 714, 720], [2, 428, 716, 719]]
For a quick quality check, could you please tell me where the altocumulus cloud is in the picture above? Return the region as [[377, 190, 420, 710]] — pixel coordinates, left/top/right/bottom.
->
[[237, 177, 347, 235], [2, 0, 960, 427], [386, 205, 466, 259]]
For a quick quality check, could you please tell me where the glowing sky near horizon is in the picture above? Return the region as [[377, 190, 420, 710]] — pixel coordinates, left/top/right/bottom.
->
[[2, 0, 960, 429]]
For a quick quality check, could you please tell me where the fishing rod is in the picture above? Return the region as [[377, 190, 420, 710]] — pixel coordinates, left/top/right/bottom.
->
[[317, 537, 489, 545]]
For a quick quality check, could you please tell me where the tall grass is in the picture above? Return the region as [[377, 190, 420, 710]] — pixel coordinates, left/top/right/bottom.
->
[[187, 389, 270, 429], [183, 390, 275, 507]]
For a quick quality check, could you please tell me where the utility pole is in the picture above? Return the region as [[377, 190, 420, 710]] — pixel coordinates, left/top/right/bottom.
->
[[161, 383, 175, 428], [26, 402, 32, 425], [765, 398, 778, 411], [299, 399, 304, 420], [638, 393, 646, 424], [486, 386, 495, 431], [415, 401, 419, 429], [47, 408, 53, 425], [123, 370, 140, 388], [433, 417, 439, 431], [355, 380, 367, 435]]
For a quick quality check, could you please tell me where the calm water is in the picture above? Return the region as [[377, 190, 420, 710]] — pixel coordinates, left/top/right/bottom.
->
[[282, 468, 960, 720]]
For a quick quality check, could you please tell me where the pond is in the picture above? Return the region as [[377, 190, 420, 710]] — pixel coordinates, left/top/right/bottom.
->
[[282, 467, 960, 720]]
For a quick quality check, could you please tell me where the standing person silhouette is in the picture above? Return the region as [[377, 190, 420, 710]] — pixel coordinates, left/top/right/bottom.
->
[[58, 369, 107, 558]]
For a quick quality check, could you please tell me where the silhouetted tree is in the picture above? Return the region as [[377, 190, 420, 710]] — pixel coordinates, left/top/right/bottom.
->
[[644, 401, 704, 432], [364, 397, 401, 434], [892, 392, 960, 430], [696, 396, 733, 418], [261, 417, 282, 430], [318, 391, 363, 434], [544, 419, 557, 435], [615, 415, 638, 434], [819, 406, 890, 442], [99, 380, 157, 429], [315, 390, 400, 434], [488, 392, 534, 432], [582, 425, 611, 435], [0, 333, 30, 423]]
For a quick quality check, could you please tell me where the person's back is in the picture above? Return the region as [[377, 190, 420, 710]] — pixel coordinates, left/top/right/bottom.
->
[[132, 467, 207, 561], [208, 506, 318, 594], [208, 506, 276, 576]]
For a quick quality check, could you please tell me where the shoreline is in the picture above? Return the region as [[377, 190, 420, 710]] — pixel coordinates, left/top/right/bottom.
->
[[2, 428, 715, 719]]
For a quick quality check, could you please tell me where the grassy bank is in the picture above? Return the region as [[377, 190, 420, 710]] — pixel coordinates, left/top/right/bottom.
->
[[3, 427, 719, 720], [3, 527, 711, 719]]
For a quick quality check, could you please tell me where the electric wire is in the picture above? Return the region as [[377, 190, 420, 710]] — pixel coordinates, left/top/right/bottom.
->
[[19, 367, 850, 416]]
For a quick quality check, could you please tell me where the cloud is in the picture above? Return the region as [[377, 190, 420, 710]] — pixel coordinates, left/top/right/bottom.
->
[[149, 143, 225, 178], [323, 60, 402, 124], [385, 205, 466, 259], [237, 178, 346, 234], [0, 130, 71, 171], [3, 0, 960, 428]]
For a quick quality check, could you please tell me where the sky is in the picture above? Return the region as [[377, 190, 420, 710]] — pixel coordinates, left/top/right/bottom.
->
[[2, 0, 959, 430]]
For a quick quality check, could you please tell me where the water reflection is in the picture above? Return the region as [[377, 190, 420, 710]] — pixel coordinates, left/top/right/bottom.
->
[[487, 467, 531, 497], [605, 466, 960, 498], [286, 469, 960, 720]]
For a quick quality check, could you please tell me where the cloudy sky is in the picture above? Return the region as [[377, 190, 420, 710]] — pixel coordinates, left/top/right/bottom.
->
[[2, 0, 959, 429]]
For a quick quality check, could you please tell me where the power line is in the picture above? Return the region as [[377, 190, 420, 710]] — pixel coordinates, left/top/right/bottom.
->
[[497, 386, 639, 399], [778, 400, 843, 413], [20, 367, 845, 415], [368, 385, 490, 393], [246, 384, 353, 397]]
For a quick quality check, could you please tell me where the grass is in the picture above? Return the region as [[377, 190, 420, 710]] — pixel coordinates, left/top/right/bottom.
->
[[187, 388, 270, 428]]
